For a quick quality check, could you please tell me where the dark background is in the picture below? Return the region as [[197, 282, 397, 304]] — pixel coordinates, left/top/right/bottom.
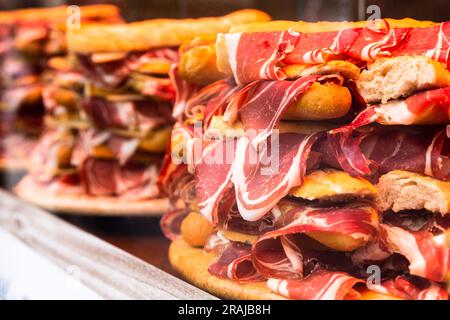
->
[[1, 0, 450, 22]]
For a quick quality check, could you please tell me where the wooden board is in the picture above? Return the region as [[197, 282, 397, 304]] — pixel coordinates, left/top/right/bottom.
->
[[169, 239, 285, 300], [0, 190, 216, 299]]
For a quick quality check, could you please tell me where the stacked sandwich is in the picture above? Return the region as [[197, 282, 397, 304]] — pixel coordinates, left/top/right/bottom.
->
[[162, 19, 450, 299], [16, 10, 271, 214], [0, 5, 121, 170]]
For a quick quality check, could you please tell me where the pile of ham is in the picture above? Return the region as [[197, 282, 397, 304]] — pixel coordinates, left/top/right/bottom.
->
[[161, 19, 450, 300], [28, 23, 179, 200], [0, 6, 121, 168]]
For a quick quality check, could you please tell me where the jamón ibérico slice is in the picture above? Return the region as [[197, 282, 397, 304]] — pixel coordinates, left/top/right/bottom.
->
[[207, 241, 263, 283], [225, 22, 450, 84], [170, 64, 199, 120], [80, 158, 159, 199], [393, 22, 450, 68], [325, 125, 450, 180], [195, 139, 237, 224], [82, 97, 172, 132], [373, 86, 450, 125], [160, 208, 189, 240], [237, 75, 319, 146], [232, 133, 320, 221], [228, 30, 300, 84], [201, 79, 239, 127], [226, 28, 360, 84], [139, 76, 175, 101], [216, 187, 276, 235], [267, 269, 363, 300], [327, 107, 378, 177], [381, 224, 450, 282], [253, 202, 378, 279], [285, 28, 360, 64], [347, 23, 409, 61], [73, 129, 140, 165], [78, 48, 178, 89], [369, 275, 448, 300]]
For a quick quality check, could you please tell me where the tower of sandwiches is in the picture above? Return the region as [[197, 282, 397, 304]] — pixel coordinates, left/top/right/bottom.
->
[[161, 18, 450, 299], [0, 5, 121, 171], [15, 9, 270, 214]]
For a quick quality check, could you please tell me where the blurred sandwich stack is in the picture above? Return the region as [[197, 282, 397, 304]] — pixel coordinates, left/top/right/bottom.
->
[[15, 9, 271, 215], [0, 5, 121, 171], [161, 18, 450, 299]]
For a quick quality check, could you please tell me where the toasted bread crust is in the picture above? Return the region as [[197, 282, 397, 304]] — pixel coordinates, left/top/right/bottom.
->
[[179, 41, 226, 85], [283, 82, 352, 120], [169, 239, 285, 300], [377, 170, 450, 215], [359, 56, 450, 104], [1, 5, 121, 25], [15, 175, 168, 216], [289, 169, 378, 201], [68, 10, 270, 53], [180, 212, 214, 247], [227, 18, 436, 34]]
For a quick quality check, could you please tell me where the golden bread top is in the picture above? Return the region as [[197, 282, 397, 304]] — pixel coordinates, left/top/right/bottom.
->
[[68, 9, 270, 53]]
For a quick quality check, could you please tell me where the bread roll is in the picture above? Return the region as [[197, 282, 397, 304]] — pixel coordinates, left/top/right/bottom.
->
[[359, 56, 450, 104], [68, 10, 270, 53], [377, 170, 450, 215]]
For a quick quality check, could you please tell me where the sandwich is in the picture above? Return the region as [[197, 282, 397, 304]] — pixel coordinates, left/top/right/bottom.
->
[[15, 10, 270, 215], [161, 18, 450, 299], [0, 5, 121, 171]]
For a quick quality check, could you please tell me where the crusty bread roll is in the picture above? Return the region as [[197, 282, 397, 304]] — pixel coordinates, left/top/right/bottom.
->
[[289, 169, 378, 201], [68, 10, 270, 53], [377, 170, 450, 215], [15, 175, 168, 216], [283, 82, 352, 120], [0, 5, 121, 27], [227, 18, 436, 34], [358, 289, 402, 300], [179, 35, 227, 85], [180, 212, 214, 247], [360, 56, 450, 104]]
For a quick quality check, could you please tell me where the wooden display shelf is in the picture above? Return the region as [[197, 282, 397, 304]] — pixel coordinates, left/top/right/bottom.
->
[[0, 190, 216, 300]]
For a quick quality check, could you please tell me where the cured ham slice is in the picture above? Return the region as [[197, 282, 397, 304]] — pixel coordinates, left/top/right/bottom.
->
[[80, 158, 160, 199], [195, 139, 236, 223], [253, 202, 378, 279], [160, 208, 189, 240], [232, 133, 319, 221], [347, 25, 409, 61], [236, 75, 319, 146], [208, 241, 264, 282], [381, 224, 450, 282], [223, 21, 450, 84], [229, 30, 300, 84], [369, 275, 448, 300], [267, 269, 363, 300], [77, 48, 179, 89], [170, 64, 199, 120], [216, 187, 276, 235], [374, 86, 450, 125], [326, 122, 450, 180], [71, 129, 140, 166], [194, 132, 320, 223], [82, 97, 173, 132]]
